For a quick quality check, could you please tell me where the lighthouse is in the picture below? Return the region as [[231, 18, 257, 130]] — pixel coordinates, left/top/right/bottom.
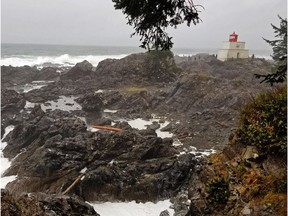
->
[[217, 32, 249, 61]]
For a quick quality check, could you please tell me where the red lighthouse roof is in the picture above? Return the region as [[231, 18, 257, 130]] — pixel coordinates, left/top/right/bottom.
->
[[229, 32, 238, 42]]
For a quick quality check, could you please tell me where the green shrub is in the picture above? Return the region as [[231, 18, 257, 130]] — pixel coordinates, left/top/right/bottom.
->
[[146, 50, 180, 74], [147, 49, 174, 60], [236, 86, 287, 158], [206, 176, 230, 204], [274, 172, 287, 193]]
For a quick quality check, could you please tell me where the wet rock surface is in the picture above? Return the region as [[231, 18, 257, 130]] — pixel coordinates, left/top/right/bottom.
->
[[1, 65, 59, 89], [3, 106, 199, 203], [75, 93, 104, 112], [92, 52, 178, 88], [1, 89, 26, 129], [1, 189, 99, 216], [1, 54, 275, 215], [60, 60, 93, 81]]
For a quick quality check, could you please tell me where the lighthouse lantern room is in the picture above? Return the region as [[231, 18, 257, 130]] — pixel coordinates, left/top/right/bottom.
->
[[229, 32, 238, 42], [217, 32, 249, 61]]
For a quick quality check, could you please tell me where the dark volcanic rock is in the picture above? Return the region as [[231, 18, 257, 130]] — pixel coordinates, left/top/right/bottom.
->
[[24, 79, 82, 103], [1, 89, 26, 112], [93, 52, 178, 88], [24, 83, 61, 103], [1, 65, 59, 89], [61, 60, 93, 81], [1, 66, 39, 88], [1, 189, 47, 216], [151, 59, 273, 150], [97, 89, 166, 119], [39, 194, 99, 216], [75, 93, 104, 112], [1, 55, 277, 215], [38, 67, 60, 81], [1, 126, 5, 139], [1, 89, 26, 128], [3, 106, 199, 203], [1, 189, 99, 216], [79, 153, 196, 202], [2, 105, 86, 159], [24, 79, 97, 103]]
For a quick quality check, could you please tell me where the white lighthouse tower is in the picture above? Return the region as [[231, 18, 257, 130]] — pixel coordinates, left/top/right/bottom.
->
[[217, 32, 249, 61]]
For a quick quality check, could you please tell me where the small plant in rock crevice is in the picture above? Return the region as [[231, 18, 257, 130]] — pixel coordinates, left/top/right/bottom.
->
[[206, 176, 230, 205]]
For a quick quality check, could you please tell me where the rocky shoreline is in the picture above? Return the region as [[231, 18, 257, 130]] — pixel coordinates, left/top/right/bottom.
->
[[1, 52, 277, 215]]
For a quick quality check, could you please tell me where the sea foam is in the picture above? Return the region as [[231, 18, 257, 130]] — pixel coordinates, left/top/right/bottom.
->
[[88, 200, 174, 216], [1, 54, 128, 68], [1, 125, 17, 189]]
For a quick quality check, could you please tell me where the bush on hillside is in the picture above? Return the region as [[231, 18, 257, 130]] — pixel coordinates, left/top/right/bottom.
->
[[206, 176, 230, 204], [236, 86, 287, 159]]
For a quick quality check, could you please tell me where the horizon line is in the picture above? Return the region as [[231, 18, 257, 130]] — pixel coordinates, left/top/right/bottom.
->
[[1, 42, 271, 51]]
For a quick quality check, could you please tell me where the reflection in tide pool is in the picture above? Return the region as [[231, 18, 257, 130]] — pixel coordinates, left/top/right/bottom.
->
[[41, 96, 82, 112], [127, 118, 173, 138], [25, 96, 82, 112]]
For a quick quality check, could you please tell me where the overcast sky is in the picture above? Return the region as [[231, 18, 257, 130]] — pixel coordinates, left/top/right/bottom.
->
[[1, 0, 287, 50]]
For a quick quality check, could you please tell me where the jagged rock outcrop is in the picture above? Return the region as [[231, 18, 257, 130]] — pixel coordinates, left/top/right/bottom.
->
[[1, 54, 281, 216], [2, 105, 86, 159], [1, 65, 59, 88], [186, 86, 287, 216], [75, 93, 104, 112], [1, 66, 40, 88], [153, 59, 272, 150], [1, 189, 99, 216], [24, 83, 61, 103], [1, 89, 26, 130], [2, 57, 273, 153], [39, 194, 99, 216], [1, 89, 26, 113], [96, 89, 166, 118], [3, 106, 199, 203], [92, 52, 178, 88], [38, 67, 60, 81], [60, 60, 93, 81]]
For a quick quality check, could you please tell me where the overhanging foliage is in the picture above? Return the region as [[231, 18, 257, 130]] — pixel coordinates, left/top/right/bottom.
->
[[112, 0, 202, 50], [255, 16, 287, 85]]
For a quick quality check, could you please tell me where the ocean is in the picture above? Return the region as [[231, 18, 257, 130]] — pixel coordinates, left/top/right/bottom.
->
[[1, 43, 272, 68]]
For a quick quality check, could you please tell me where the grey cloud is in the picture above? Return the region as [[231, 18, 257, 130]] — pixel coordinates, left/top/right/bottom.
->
[[1, 0, 287, 50]]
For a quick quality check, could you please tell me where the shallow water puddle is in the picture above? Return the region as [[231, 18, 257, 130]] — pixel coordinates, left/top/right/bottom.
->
[[127, 118, 173, 138], [41, 96, 82, 112], [25, 95, 82, 112], [9, 80, 54, 93]]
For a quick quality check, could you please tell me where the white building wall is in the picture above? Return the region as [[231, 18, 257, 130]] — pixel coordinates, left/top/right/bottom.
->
[[217, 50, 229, 61], [217, 41, 249, 61], [227, 49, 249, 59], [229, 42, 246, 49], [221, 42, 231, 49]]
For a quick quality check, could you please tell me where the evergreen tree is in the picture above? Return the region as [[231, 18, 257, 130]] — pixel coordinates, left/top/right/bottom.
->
[[112, 0, 202, 50], [255, 16, 287, 85]]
